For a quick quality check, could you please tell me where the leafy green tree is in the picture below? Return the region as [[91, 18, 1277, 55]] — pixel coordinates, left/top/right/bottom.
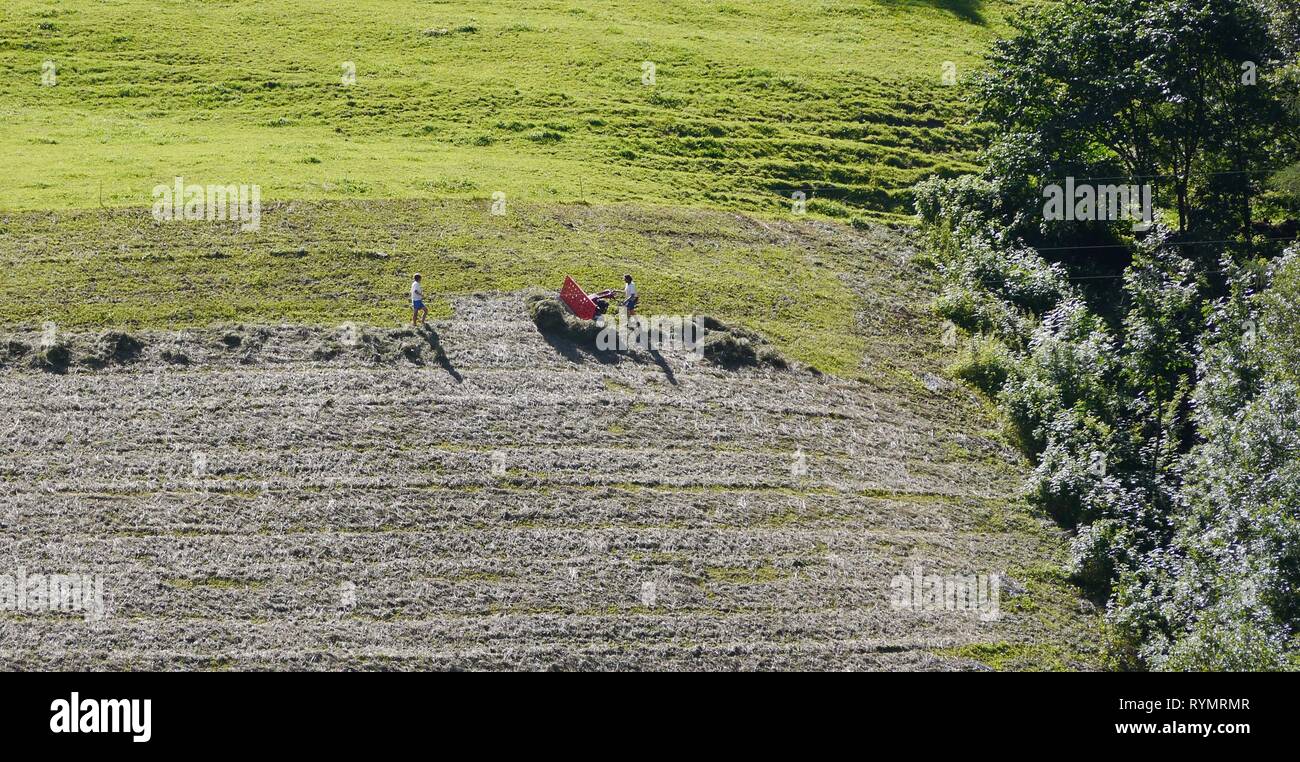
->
[[914, 0, 1300, 669], [974, 0, 1295, 245]]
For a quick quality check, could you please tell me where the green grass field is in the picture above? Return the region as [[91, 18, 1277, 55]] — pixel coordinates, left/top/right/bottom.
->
[[0, 0, 1004, 217], [0, 201, 894, 373], [0, 0, 1019, 373]]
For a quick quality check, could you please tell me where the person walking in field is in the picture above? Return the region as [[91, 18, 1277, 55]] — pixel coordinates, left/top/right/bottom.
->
[[622, 274, 639, 317], [411, 274, 428, 326]]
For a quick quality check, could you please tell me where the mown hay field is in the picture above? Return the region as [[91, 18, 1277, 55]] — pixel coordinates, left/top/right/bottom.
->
[[0, 291, 1100, 670]]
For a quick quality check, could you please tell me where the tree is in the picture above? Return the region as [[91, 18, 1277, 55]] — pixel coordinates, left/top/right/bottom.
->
[[914, 0, 1300, 669], [974, 0, 1295, 246]]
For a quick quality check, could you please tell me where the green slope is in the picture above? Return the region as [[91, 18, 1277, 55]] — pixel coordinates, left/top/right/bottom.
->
[[0, 0, 1012, 219]]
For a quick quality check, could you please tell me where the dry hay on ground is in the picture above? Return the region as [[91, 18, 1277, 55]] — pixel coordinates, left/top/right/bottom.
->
[[0, 294, 1096, 670]]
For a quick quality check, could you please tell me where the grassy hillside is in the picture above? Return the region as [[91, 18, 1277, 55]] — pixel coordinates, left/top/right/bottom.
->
[[0, 201, 933, 376], [0, 1, 1109, 672], [0, 0, 1008, 219]]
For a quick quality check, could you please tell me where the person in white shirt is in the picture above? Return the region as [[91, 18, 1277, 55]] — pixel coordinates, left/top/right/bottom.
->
[[622, 274, 639, 316], [410, 274, 427, 326]]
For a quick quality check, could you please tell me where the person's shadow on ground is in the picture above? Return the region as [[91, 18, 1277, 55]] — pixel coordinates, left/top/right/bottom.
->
[[417, 324, 463, 383], [647, 348, 677, 385]]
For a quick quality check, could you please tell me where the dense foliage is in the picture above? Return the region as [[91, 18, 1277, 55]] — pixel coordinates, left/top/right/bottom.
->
[[916, 0, 1300, 670]]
